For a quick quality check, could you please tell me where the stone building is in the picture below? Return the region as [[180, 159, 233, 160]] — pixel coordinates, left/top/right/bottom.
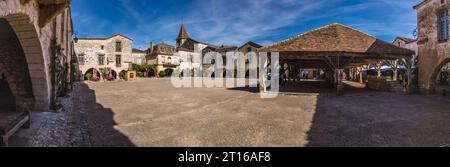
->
[[414, 0, 450, 92], [131, 48, 147, 65], [74, 34, 133, 80], [0, 0, 76, 111], [147, 43, 179, 77], [175, 24, 218, 75], [1, 0, 76, 145], [393, 37, 418, 55]]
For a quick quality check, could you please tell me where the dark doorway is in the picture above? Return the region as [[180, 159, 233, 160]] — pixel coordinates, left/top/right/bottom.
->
[[0, 76, 15, 111], [148, 69, 156, 77], [165, 69, 174, 77]]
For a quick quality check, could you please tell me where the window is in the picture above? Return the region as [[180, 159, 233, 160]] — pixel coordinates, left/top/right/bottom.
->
[[101, 45, 104, 50], [439, 9, 449, 42], [116, 55, 122, 66], [78, 54, 85, 65], [98, 54, 105, 65], [247, 47, 252, 53], [115, 41, 122, 52]]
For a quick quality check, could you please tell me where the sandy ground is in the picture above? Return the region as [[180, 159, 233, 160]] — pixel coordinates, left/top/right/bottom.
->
[[81, 78, 450, 147], [9, 78, 450, 147]]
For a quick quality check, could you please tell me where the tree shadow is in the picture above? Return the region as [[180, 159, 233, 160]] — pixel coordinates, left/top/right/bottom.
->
[[75, 83, 135, 147]]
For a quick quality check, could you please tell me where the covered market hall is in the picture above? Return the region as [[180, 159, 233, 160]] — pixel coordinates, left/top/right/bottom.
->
[[258, 23, 416, 95]]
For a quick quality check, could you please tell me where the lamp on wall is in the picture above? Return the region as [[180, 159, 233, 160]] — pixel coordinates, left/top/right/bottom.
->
[[72, 30, 78, 43]]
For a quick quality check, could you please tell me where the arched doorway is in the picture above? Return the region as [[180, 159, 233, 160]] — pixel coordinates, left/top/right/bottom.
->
[[430, 58, 450, 93], [84, 68, 101, 81], [165, 69, 174, 77], [0, 18, 36, 111], [119, 70, 127, 79], [109, 70, 118, 81], [148, 69, 156, 78]]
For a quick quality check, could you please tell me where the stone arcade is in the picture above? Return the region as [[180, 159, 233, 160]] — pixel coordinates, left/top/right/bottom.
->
[[0, 0, 75, 146]]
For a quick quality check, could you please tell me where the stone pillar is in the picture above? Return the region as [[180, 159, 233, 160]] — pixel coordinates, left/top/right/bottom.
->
[[448, 70, 450, 86], [406, 64, 413, 94]]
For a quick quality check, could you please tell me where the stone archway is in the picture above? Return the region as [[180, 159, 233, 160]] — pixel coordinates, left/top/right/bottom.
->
[[110, 70, 118, 80], [164, 68, 174, 77], [148, 69, 156, 78], [84, 68, 100, 81], [1, 0, 54, 111], [429, 58, 450, 93], [0, 16, 48, 111]]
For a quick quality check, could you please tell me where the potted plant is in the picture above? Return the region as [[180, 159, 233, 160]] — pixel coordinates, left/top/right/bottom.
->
[[106, 76, 116, 81], [90, 76, 100, 82]]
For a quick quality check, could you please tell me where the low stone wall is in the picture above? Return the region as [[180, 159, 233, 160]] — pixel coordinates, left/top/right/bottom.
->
[[367, 76, 390, 91]]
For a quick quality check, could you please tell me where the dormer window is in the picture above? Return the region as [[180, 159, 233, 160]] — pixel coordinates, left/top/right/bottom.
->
[[438, 9, 449, 42]]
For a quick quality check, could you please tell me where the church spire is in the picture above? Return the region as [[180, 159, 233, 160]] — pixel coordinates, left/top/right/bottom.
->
[[177, 24, 189, 40]]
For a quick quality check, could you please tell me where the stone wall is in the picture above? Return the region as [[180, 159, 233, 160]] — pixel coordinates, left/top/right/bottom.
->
[[366, 76, 390, 92], [416, 0, 450, 92], [0, 0, 74, 111], [74, 35, 133, 77]]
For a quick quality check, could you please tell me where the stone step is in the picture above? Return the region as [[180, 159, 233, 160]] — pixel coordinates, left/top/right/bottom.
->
[[387, 81, 406, 93]]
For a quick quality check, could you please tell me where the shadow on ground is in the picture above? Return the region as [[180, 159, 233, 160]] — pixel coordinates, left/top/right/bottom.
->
[[76, 83, 135, 147], [305, 83, 450, 147], [228, 80, 450, 147]]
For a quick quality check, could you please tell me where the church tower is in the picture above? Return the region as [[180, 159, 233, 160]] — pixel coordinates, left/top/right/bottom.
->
[[176, 24, 189, 48]]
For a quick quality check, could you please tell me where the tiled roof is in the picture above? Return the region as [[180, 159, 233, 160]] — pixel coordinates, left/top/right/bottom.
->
[[77, 34, 133, 41], [259, 23, 415, 56], [239, 41, 263, 50], [177, 24, 190, 39], [151, 43, 175, 55], [413, 0, 429, 9], [132, 48, 146, 53], [394, 36, 417, 44]]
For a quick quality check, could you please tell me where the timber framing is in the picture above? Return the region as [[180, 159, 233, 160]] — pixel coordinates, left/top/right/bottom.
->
[[258, 23, 415, 95]]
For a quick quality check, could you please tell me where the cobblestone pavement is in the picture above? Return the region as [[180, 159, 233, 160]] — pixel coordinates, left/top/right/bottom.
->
[[10, 83, 91, 147], [8, 79, 450, 147]]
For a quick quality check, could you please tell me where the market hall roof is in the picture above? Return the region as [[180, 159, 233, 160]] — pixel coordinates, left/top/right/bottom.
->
[[259, 23, 415, 56]]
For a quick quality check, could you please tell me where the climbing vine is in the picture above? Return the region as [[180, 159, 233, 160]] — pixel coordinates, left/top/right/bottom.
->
[[51, 38, 69, 98]]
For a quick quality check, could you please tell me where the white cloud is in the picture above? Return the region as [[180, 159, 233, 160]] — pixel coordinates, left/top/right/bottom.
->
[[74, 0, 423, 48]]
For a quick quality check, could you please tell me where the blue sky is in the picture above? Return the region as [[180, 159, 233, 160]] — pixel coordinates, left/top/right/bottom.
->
[[72, 0, 423, 50]]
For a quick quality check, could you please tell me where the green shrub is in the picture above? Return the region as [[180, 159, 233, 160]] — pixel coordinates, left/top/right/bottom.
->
[[119, 71, 126, 79], [159, 71, 166, 77], [84, 72, 92, 81], [386, 76, 393, 81]]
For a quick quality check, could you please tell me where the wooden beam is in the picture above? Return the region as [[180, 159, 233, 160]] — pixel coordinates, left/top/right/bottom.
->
[[38, 3, 69, 27]]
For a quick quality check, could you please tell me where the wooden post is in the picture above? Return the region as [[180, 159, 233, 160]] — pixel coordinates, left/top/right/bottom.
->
[[358, 67, 364, 84], [377, 61, 382, 78], [337, 69, 344, 95]]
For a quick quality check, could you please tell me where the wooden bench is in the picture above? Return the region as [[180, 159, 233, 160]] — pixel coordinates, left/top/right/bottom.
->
[[0, 111, 30, 147]]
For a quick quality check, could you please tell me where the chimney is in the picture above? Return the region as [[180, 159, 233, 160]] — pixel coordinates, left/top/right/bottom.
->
[[149, 42, 154, 54]]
